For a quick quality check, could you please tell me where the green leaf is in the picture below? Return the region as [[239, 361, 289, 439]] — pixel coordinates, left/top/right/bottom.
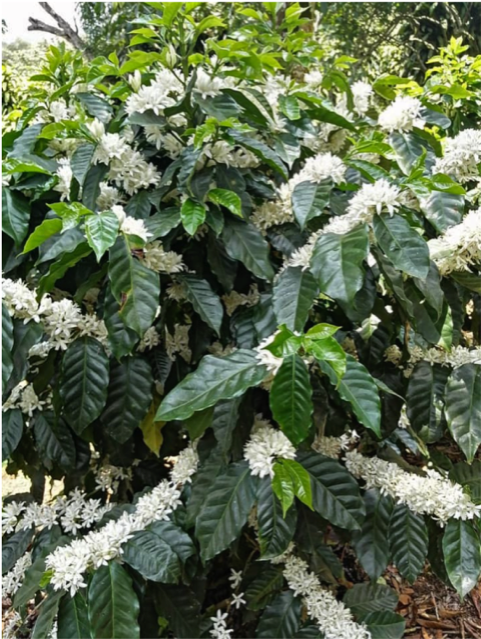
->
[[279, 95, 301, 120], [353, 489, 394, 580], [2, 187, 30, 245], [38, 243, 92, 297], [23, 219, 63, 254], [245, 565, 284, 611], [445, 364, 481, 463], [310, 225, 369, 305], [144, 208, 181, 238], [273, 267, 318, 332], [343, 583, 399, 618], [32, 591, 63, 639], [85, 211, 119, 261], [196, 461, 256, 561], [2, 409, 23, 459], [272, 462, 295, 517], [158, 349, 266, 421], [61, 337, 110, 435], [180, 198, 206, 235], [58, 593, 92, 639], [82, 164, 109, 211], [373, 214, 429, 279], [280, 458, 313, 510], [270, 354, 313, 445], [71, 144, 96, 187], [406, 362, 449, 443], [88, 563, 140, 639], [33, 411, 76, 471], [292, 180, 332, 229], [101, 356, 153, 443], [185, 449, 226, 527], [162, 3, 182, 26], [212, 398, 241, 457], [228, 130, 287, 178], [390, 504, 428, 584], [103, 287, 138, 360], [298, 451, 365, 530], [123, 520, 195, 582], [208, 188, 242, 217], [2, 303, 14, 389], [179, 274, 223, 336], [76, 93, 114, 123], [108, 236, 160, 336], [222, 218, 274, 281], [420, 191, 464, 233], [321, 355, 381, 436], [2, 527, 33, 574], [443, 519, 481, 598], [153, 584, 201, 639], [256, 591, 302, 638], [363, 611, 405, 639], [183, 406, 213, 439], [450, 461, 481, 503], [307, 336, 346, 383], [389, 132, 427, 175], [257, 477, 297, 559], [8, 320, 43, 390]]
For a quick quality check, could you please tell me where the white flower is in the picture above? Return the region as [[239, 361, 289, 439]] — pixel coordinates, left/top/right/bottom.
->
[[193, 68, 224, 99], [112, 206, 152, 242], [222, 285, 259, 316], [170, 441, 199, 485], [378, 95, 425, 132], [54, 158, 73, 201], [434, 129, 481, 183], [210, 609, 233, 639], [138, 327, 161, 352], [228, 568, 243, 589], [96, 182, 123, 210], [128, 70, 142, 92], [2, 552, 32, 596], [255, 333, 283, 375], [348, 178, 401, 218], [165, 324, 191, 363], [231, 592, 246, 609], [144, 127, 183, 158], [3, 381, 48, 416], [345, 450, 481, 523], [299, 152, 347, 184], [87, 118, 105, 140], [143, 241, 184, 273], [49, 99, 73, 122], [304, 69, 323, 89], [311, 431, 359, 459], [427, 209, 481, 275], [352, 81, 372, 115], [2, 278, 41, 322], [244, 417, 296, 478], [408, 344, 481, 368]]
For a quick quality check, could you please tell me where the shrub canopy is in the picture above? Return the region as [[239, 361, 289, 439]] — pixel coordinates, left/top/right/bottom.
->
[[2, 5, 481, 639]]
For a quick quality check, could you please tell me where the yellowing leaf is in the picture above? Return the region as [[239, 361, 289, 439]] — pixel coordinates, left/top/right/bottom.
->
[[140, 399, 165, 456]]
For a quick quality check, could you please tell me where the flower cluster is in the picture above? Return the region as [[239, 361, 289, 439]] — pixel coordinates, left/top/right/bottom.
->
[[378, 95, 425, 133], [222, 285, 260, 316], [434, 129, 481, 183], [2, 552, 32, 596], [94, 464, 132, 493], [280, 553, 371, 639], [311, 430, 359, 459], [244, 416, 296, 478], [345, 450, 481, 523], [2, 381, 50, 416], [255, 333, 284, 376], [126, 69, 184, 116], [143, 241, 185, 273], [165, 323, 192, 362], [210, 610, 232, 639], [54, 158, 73, 201], [427, 209, 481, 275], [408, 344, 481, 368], [46, 442, 198, 596]]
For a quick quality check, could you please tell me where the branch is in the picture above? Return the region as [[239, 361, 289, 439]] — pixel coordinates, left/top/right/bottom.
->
[[27, 2, 88, 55]]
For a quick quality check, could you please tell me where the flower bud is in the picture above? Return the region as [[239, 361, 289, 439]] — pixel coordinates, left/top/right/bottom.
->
[[128, 70, 142, 92]]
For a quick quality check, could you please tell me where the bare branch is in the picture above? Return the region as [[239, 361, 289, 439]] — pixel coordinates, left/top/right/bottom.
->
[[27, 2, 88, 55]]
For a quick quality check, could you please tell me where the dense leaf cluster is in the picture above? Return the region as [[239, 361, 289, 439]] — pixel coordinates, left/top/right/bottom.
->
[[2, 4, 481, 639]]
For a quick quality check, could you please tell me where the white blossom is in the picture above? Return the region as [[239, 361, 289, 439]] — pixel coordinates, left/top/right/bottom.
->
[[210, 610, 233, 639], [434, 129, 481, 183], [427, 209, 481, 275], [86, 118, 105, 140], [112, 205, 152, 242], [255, 333, 284, 375], [244, 416, 296, 478], [2, 552, 32, 596], [408, 344, 481, 368], [231, 592, 246, 609], [54, 158, 73, 201], [143, 241, 185, 273], [96, 182, 123, 210], [298, 152, 347, 185], [2, 381, 49, 416], [228, 568, 243, 590], [222, 285, 259, 316], [378, 95, 425, 133], [2, 278, 41, 322], [165, 324, 191, 363], [138, 326, 161, 352], [125, 69, 183, 116], [345, 450, 481, 523], [311, 430, 359, 459], [193, 68, 225, 99], [352, 81, 373, 115], [145, 127, 183, 158]]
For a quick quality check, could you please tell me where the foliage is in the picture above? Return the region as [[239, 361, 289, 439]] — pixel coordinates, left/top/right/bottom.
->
[[2, 3, 481, 638]]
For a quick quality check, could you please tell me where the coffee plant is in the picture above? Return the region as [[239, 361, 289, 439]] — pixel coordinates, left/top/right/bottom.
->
[[2, 4, 480, 639]]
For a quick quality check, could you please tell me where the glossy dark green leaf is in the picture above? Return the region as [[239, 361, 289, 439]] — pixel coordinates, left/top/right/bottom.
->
[[298, 451, 365, 530], [310, 225, 369, 305], [154, 584, 201, 639], [180, 198, 206, 235], [123, 520, 195, 582], [61, 337, 110, 435], [2, 408, 24, 459], [33, 411, 76, 471], [443, 519, 481, 598], [321, 355, 381, 436], [195, 461, 256, 561], [76, 93, 114, 123], [363, 611, 405, 639], [38, 243, 92, 297], [406, 362, 448, 443], [257, 477, 297, 559], [2, 187, 30, 245], [449, 461, 481, 503], [2, 527, 33, 575], [88, 563, 140, 639], [373, 214, 429, 279], [101, 356, 153, 443], [70, 144, 96, 187], [420, 191, 464, 233], [256, 591, 302, 638], [273, 267, 318, 332], [58, 593, 92, 639], [222, 218, 275, 281], [2, 303, 14, 388], [390, 504, 428, 583], [445, 364, 481, 463], [82, 164, 109, 211], [389, 132, 426, 175], [343, 583, 398, 618], [180, 274, 223, 336], [85, 211, 119, 261], [103, 287, 139, 360], [353, 489, 394, 580], [245, 565, 284, 611], [270, 355, 313, 445], [108, 236, 160, 336], [292, 180, 332, 229], [158, 349, 266, 421], [144, 209, 181, 238], [212, 398, 241, 457], [32, 591, 63, 639]]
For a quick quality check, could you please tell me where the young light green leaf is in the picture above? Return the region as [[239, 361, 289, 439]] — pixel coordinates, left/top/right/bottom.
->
[[208, 188, 242, 217], [85, 210, 119, 262], [180, 198, 206, 235]]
